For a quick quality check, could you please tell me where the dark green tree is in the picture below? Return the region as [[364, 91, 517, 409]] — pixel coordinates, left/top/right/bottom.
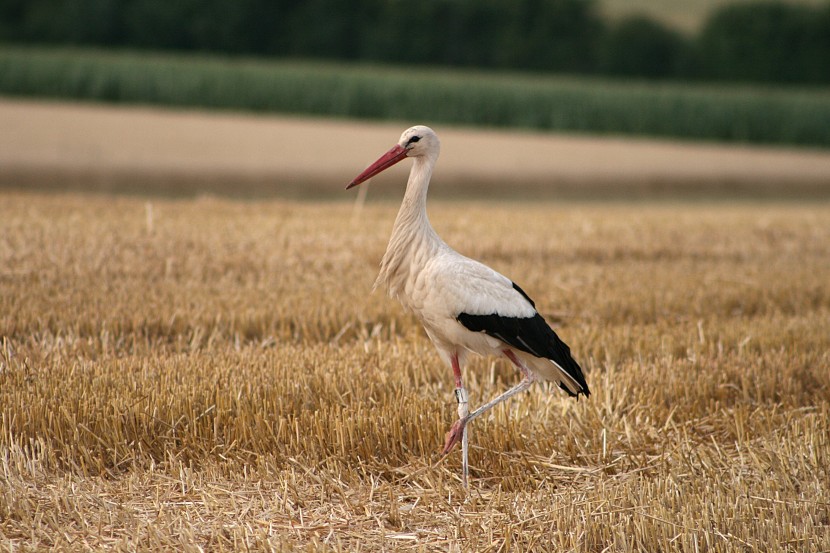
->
[[21, 0, 124, 45], [698, 1, 830, 83], [495, 0, 604, 72], [600, 16, 688, 78]]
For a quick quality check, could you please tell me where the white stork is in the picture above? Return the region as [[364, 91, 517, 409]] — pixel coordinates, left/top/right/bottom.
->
[[346, 125, 589, 486]]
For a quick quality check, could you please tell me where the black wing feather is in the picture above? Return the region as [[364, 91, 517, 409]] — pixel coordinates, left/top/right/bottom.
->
[[456, 284, 589, 397]]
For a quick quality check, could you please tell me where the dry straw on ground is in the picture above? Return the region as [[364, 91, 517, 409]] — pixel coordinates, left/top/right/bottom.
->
[[1, 192, 828, 551]]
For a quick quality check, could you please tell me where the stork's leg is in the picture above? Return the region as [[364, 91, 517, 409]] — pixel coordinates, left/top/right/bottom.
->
[[442, 350, 537, 460], [448, 353, 470, 487]]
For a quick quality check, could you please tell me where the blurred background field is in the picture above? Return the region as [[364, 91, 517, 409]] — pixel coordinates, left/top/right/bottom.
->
[[1, 0, 829, 195], [2, 0, 830, 150], [3, 97, 830, 201], [3, 47, 830, 148]]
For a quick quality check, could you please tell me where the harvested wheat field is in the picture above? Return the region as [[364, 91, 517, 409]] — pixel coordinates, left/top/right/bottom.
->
[[1, 189, 829, 551]]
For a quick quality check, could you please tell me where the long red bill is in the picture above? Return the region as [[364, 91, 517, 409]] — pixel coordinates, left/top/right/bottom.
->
[[346, 144, 408, 189]]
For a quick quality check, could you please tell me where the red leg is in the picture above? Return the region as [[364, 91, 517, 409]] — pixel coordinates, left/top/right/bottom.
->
[[444, 352, 469, 452], [451, 352, 463, 389], [443, 352, 470, 486]]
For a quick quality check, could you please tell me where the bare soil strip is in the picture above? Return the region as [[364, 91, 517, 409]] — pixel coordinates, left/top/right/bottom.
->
[[2, 98, 830, 199]]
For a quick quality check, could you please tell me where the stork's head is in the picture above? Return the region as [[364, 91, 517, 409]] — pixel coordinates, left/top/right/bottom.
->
[[346, 125, 439, 189], [398, 125, 440, 159]]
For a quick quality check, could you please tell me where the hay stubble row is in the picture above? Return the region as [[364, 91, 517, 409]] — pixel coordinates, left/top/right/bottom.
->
[[1, 192, 828, 551]]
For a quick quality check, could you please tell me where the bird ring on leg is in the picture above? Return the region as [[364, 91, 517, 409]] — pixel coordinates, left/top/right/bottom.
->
[[455, 387, 469, 418]]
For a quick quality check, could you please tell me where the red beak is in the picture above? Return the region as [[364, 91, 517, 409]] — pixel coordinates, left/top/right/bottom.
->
[[346, 144, 408, 189]]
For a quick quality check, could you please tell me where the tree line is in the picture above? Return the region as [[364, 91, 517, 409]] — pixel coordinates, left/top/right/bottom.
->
[[0, 0, 828, 84]]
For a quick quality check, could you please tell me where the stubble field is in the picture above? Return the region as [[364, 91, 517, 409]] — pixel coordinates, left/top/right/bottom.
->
[[1, 190, 829, 551]]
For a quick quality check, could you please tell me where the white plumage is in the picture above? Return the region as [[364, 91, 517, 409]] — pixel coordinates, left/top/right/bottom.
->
[[347, 125, 589, 486]]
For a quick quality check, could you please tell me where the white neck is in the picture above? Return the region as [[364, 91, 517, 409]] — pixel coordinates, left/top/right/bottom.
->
[[374, 154, 445, 297], [394, 154, 438, 236]]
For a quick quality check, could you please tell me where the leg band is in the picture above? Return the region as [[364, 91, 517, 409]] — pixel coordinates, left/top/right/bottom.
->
[[455, 387, 469, 419]]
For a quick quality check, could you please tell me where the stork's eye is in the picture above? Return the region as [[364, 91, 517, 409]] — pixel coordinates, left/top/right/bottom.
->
[[407, 136, 421, 145]]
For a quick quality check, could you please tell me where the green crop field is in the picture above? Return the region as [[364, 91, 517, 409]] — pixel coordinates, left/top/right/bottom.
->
[[1, 191, 828, 550], [2, 47, 830, 147]]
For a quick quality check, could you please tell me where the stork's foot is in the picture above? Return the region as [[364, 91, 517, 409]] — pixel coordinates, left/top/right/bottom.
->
[[441, 417, 467, 456]]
